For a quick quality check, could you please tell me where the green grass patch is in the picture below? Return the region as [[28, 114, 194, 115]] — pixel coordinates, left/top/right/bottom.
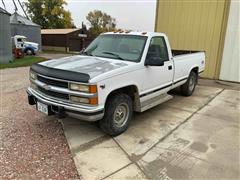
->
[[0, 56, 48, 69]]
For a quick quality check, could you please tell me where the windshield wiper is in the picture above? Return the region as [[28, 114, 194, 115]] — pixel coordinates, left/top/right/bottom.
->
[[102, 51, 125, 60]]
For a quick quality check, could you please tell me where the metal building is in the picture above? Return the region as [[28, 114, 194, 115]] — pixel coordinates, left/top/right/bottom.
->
[[41, 29, 93, 52], [10, 12, 41, 50], [219, 1, 239, 82], [155, 0, 239, 82], [0, 7, 12, 64]]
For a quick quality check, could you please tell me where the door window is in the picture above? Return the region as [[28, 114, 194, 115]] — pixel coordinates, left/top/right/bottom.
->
[[146, 37, 169, 62]]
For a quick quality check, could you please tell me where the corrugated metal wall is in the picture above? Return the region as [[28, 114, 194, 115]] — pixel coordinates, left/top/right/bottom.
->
[[219, 1, 240, 82], [0, 12, 12, 63], [155, 0, 230, 79]]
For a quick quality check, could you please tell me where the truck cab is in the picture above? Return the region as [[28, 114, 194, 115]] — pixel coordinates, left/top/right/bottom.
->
[[27, 31, 205, 136]]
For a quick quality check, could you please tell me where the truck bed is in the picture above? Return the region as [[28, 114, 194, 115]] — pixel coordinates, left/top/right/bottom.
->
[[172, 49, 202, 56]]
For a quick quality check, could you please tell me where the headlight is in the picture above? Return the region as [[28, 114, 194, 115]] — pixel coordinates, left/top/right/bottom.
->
[[30, 71, 36, 80], [69, 83, 97, 93], [70, 96, 98, 105]]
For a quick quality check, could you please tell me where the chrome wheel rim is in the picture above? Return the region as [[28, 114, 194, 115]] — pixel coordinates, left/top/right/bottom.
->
[[189, 76, 195, 92], [113, 103, 129, 128]]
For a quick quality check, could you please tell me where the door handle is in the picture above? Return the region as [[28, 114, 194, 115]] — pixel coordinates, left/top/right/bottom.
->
[[168, 65, 172, 70]]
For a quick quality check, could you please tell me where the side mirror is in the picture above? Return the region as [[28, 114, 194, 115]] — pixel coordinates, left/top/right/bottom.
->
[[145, 57, 164, 66], [80, 48, 86, 54]]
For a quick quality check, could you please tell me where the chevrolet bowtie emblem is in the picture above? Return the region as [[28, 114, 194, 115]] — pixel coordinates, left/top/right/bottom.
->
[[43, 85, 51, 90]]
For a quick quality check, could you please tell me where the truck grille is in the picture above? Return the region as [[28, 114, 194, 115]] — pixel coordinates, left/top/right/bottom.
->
[[36, 75, 69, 101], [37, 86, 69, 100], [37, 75, 68, 88]]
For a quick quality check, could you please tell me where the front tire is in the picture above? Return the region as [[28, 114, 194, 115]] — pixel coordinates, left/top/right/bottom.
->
[[100, 93, 133, 136], [180, 71, 198, 96]]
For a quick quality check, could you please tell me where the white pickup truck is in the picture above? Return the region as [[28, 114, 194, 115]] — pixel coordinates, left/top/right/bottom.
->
[[27, 32, 205, 135]]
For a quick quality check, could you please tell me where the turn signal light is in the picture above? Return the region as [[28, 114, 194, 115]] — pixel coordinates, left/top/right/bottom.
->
[[89, 97, 98, 105], [89, 85, 97, 93], [70, 96, 98, 105]]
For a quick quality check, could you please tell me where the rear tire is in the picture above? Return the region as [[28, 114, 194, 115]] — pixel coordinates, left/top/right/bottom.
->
[[180, 71, 198, 96], [100, 93, 133, 136], [25, 48, 35, 55]]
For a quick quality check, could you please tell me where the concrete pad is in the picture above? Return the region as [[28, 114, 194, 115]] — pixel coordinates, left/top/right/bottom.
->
[[208, 89, 240, 107], [198, 78, 240, 91], [74, 139, 131, 180], [193, 85, 223, 98], [137, 112, 239, 179], [115, 105, 192, 158], [105, 164, 147, 180], [198, 89, 240, 122], [61, 118, 105, 152], [164, 96, 208, 112], [165, 86, 222, 112]]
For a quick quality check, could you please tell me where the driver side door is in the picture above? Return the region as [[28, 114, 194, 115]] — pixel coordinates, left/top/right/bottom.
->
[[141, 36, 174, 96]]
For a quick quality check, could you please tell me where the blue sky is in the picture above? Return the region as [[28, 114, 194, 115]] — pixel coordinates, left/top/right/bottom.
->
[[2, 0, 156, 31]]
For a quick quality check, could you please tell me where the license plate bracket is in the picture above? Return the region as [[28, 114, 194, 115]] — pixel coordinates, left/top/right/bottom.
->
[[37, 101, 49, 115]]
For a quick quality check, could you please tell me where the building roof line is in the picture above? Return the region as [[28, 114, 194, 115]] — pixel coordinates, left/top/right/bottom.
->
[[41, 28, 81, 35]]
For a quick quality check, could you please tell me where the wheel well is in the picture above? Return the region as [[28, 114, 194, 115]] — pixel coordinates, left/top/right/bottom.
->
[[105, 85, 141, 112], [191, 67, 199, 74]]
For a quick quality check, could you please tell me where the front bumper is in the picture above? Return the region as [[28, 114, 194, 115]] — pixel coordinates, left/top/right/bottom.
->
[[27, 87, 104, 121]]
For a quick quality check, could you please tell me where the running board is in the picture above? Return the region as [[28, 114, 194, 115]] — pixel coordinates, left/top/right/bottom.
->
[[140, 93, 173, 112]]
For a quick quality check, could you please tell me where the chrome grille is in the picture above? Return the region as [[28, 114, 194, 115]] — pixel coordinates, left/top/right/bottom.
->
[[35, 75, 69, 101], [37, 86, 69, 100], [37, 75, 68, 88]]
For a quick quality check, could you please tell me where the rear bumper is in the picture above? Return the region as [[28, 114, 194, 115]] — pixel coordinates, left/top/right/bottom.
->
[[27, 87, 104, 121]]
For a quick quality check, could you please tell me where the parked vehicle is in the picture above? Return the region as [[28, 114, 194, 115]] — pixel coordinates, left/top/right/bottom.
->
[[12, 35, 39, 55], [27, 32, 205, 136]]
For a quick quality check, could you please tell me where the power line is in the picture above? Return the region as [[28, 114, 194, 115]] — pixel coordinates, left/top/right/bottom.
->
[[1, 0, 6, 10], [17, 0, 29, 19], [12, 0, 18, 12]]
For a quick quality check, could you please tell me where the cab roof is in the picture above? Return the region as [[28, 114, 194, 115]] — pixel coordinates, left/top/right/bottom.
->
[[103, 31, 166, 37]]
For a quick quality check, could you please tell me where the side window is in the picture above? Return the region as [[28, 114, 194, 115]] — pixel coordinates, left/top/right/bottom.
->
[[17, 38, 22, 42], [146, 37, 169, 62]]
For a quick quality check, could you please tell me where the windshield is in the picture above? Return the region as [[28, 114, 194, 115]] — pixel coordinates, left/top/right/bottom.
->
[[83, 34, 147, 62], [17, 38, 26, 43]]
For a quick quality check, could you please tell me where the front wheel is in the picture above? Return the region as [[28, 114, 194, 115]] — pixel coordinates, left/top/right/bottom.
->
[[100, 93, 133, 136], [180, 71, 198, 96]]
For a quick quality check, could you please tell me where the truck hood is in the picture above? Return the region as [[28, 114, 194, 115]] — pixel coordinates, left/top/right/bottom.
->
[[39, 55, 131, 79]]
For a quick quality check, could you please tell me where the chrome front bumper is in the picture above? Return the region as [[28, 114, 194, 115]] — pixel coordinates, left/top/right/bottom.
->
[[27, 87, 104, 121]]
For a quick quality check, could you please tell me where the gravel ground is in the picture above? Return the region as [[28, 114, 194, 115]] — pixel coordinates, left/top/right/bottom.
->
[[36, 52, 73, 60], [0, 67, 79, 179]]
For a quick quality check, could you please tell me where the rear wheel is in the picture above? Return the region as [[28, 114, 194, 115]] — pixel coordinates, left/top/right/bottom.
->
[[100, 93, 133, 136], [25, 48, 35, 55], [181, 71, 198, 96]]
